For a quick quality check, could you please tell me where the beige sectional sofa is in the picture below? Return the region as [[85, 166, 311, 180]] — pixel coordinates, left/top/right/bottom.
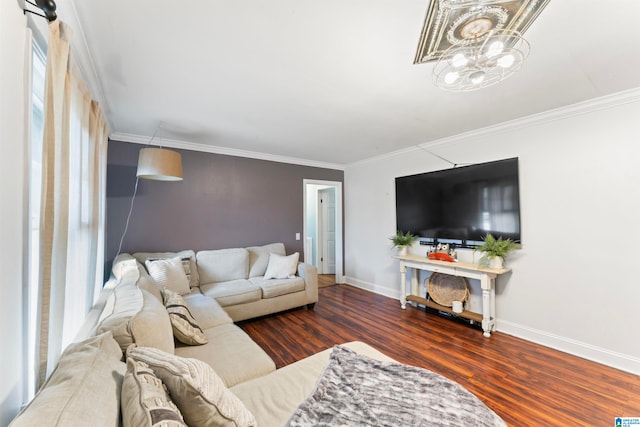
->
[[10, 242, 393, 426], [11, 242, 507, 426], [132, 242, 318, 322]]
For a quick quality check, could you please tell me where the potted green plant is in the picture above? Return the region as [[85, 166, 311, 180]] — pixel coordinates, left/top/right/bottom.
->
[[474, 234, 520, 269], [389, 230, 418, 256]]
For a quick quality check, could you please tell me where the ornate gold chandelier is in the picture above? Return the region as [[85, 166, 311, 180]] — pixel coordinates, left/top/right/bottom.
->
[[414, 0, 549, 92]]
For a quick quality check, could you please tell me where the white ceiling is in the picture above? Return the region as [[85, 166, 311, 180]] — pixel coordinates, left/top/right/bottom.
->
[[63, 0, 640, 166]]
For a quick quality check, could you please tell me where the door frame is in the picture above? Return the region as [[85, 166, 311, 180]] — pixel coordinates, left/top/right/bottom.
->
[[303, 179, 343, 283]]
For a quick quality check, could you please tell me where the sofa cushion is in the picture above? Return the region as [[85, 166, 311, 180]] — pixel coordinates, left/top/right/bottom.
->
[[247, 243, 286, 278], [133, 250, 200, 288], [181, 292, 233, 329], [249, 276, 306, 299], [97, 276, 144, 350], [121, 358, 186, 427], [128, 346, 257, 427], [264, 252, 299, 279], [10, 332, 126, 427], [200, 279, 261, 307], [197, 248, 249, 283], [175, 323, 276, 387], [98, 283, 175, 354], [136, 263, 163, 302], [130, 289, 176, 354]]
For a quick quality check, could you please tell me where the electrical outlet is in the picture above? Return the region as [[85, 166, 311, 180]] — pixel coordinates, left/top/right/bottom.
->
[[295, 233, 300, 240]]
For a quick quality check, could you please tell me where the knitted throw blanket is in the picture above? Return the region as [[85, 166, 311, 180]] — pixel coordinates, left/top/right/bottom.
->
[[286, 345, 506, 427]]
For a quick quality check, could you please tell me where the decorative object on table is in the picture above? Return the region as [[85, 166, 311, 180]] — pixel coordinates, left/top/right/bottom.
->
[[413, 0, 550, 91], [389, 230, 419, 256], [451, 300, 464, 314], [473, 233, 520, 269], [427, 242, 458, 262], [427, 273, 469, 308]]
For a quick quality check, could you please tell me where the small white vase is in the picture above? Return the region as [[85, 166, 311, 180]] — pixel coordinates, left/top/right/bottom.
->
[[489, 256, 504, 269], [397, 246, 408, 256]]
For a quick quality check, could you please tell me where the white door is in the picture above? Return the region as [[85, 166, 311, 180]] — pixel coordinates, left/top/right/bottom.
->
[[318, 188, 336, 274]]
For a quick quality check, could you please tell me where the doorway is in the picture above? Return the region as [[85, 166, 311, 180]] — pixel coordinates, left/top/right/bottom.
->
[[317, 187, 336, 274], [303, 180, 343, 284]]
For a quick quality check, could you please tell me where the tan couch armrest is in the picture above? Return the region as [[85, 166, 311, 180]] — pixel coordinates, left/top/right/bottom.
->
[[297, 262, 318, 304]]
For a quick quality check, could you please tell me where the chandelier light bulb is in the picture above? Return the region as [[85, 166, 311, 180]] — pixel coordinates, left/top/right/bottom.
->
[[444, 71, 459, 84], [451, 53, 468, 68], [486, 41, 504, 58], [470, 70, 486, 84], [497, 54, 515, 68]]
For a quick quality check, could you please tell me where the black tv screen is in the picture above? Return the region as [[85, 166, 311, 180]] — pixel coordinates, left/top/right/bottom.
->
[[395, 157, 521, 247]]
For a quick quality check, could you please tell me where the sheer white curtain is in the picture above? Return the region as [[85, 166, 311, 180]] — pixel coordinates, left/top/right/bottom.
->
[[36, 20, 109, 387]]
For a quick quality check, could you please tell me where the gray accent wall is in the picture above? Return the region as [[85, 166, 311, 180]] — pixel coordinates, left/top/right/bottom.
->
[[106, 140, 343, 273]]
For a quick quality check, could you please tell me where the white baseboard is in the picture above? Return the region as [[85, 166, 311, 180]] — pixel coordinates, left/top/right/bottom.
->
[[497, 320, 640, 375], [342, 277, 640, 375], [343, 276, 400, 300]]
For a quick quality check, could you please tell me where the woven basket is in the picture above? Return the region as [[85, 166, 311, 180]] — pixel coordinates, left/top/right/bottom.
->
[[427, 273, 469, 307]]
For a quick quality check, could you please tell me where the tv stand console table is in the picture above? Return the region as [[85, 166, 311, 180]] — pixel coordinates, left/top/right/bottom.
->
[[393, 255, 510, 337]]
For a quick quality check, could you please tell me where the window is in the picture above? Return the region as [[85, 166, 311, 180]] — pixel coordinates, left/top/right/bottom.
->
[[25, 20, 108, 394], [26, 29, 46, 400]]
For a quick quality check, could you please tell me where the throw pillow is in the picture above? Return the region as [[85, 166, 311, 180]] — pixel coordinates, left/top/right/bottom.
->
[[161, 288, 208, 345], [145, 256, 191, 295], [263, 252, 299, 280], [148, 256, 193, 285], [127, 346, 257, 427], [121, 358, 187, 427]]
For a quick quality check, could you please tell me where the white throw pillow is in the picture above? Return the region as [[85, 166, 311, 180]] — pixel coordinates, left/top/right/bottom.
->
[[145, 257, 191, 295], [263, 252, 299, 279]]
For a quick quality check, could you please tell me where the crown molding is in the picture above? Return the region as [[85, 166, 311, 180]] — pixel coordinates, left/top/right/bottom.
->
[[55, 0, 113, 130], [348, 87, 640, 168], [110, 132, 345, 171]]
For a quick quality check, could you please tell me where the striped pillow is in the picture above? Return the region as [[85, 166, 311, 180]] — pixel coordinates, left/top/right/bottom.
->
[[161, 288, 208, 345], [121, 358, 186, 427], [127, 346, 257, 427], [146, 257, 191, 295], [148, 256, 194, 286]]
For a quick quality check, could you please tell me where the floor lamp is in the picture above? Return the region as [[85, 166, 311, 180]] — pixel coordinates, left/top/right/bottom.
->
[[115, 137, 183, 258]]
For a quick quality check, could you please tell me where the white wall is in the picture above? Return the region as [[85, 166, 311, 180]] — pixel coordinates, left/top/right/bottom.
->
[[0, 0, 28, 423], [344, 92, 640, 374]]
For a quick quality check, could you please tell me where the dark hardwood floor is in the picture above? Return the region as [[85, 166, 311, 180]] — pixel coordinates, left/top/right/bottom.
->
[[239, 284, 640, 426]]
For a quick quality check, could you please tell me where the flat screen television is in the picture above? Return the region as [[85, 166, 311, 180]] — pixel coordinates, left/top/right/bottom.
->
[[395, 157, 521, 248]]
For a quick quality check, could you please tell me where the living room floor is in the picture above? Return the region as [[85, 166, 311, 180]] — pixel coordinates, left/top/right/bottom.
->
[[239, 284, 640, 426]]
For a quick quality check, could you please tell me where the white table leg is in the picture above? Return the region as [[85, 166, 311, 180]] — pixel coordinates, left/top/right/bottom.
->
[[400, 262, 407, 309], [480, 275, 497, 337], [481, 288, 492, 337]]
